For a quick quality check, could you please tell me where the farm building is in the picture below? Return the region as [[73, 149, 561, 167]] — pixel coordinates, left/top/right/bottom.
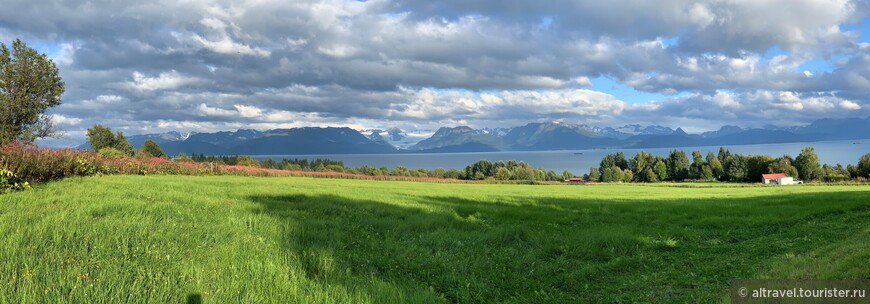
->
[[565, 177, 585, 183], [762, 173, 802, 185]]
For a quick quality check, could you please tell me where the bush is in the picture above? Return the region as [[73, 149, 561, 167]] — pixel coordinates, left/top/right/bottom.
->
[[0, 142, 105, 182], [235, 155, 260, 167], [98, 147, 126, 158], [0, 168, 30, 193], [174, 153, 193, 163]]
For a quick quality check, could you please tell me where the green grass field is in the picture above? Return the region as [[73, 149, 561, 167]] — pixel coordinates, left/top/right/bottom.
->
[[1, 176, 868, 303]]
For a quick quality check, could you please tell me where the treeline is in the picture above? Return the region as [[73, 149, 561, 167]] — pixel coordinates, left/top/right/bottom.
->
[[187, 154, 344, 171], [184, 153, 465, 178], [181, 154, 569, 181], [461, 160, 572, 181], [587, 147, 870, 183]]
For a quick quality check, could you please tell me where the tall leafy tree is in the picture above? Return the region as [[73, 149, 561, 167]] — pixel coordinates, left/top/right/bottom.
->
[[86, 124, 116, 152], [0, 39, 65, 143], [689, 150, 706, 179], [114, 132, 134, 156], [726, 154, 748, 182], [768, 156, 799, 178], [706, 152, 724, 180], [588, 167, 600, 181], [857, 153, 870, 178], [745, 155, 775, 182], [668, 150, 690, 181], [794, 147, 822, 181], [137, 139, 167, 158], [653, 160, 669, 181], [599, 152, 629, 174]]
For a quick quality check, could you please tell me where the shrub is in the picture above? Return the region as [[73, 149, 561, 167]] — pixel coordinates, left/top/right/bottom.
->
[[236, 155, 260, 167], [99, 147, 126, 158], [0, 168, 31, 193], [174, 153, 194, 163]]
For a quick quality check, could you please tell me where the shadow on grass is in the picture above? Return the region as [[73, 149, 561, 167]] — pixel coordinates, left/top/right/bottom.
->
[[247, 190, 870, 303], [186, 293, 202, 304]]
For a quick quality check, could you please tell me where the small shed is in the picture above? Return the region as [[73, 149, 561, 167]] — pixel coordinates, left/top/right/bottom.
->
[[762, 173, 786, 184], [565, 177, 585, 183]]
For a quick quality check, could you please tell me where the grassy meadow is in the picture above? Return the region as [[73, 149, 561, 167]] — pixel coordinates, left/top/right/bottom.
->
[[0, 176, 868, 303]]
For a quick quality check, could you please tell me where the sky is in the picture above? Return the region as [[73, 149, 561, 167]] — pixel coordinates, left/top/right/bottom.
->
[[2, 0, 870, 145]]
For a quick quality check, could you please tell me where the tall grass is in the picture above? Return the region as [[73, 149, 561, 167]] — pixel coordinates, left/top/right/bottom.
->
[[0, 176, 868, 302]]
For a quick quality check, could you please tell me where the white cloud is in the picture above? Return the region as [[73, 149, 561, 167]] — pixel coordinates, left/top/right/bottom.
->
[[234, 104, 263, 118], [127, 71, 200, 91], [840, 100, 862, 110], [191, 17, 270, 57], [196, 103, 235, 117], [50, 114, 83, 126]]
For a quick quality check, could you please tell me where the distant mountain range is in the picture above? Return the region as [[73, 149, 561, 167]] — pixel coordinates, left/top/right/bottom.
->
[[78, 116, 870, 155]]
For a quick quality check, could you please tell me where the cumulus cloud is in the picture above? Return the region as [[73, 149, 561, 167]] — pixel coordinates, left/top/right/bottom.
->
[[0, 0, 868, 142], [126, 71, 202, 92]]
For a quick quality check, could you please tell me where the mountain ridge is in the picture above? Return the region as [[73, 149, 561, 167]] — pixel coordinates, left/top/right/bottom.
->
[[78, 116, 870, 155]]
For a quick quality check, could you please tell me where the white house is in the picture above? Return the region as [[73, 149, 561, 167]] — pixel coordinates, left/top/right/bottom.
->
[[762, 173, 802, 185]]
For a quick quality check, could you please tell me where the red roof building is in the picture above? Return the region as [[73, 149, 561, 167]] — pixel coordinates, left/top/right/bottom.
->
[[762, 173, 786, 184]]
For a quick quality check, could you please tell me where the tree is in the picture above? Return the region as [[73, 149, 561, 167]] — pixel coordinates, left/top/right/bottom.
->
[[668, 150, 690, 181], [136, 139, 167, 158], [706, 152, 724, 180], [859, 153, 870, 178], [512, 166, 535, 180], [610, 166, 625, 183], [717, 147, 730, 165], [599, 152, 629, 174], [561, 170, 574, 181], [794, 147, 822, 181], [0, 39, 65, 144], [87, 124, 134, 157], [495, 167, 512, 180], [622, 168, 634, 182], [601, 167, 614, 182], [689, 150, 706, 179], [726, 154, 748, 182], [641, 168, 659, 182], [653, 160, 669, 181], [768, 156, 799, 178], [114, 132, 134, 156], [745, 155, 774, 182], [87, 124, 116, 152], [700, 165, 714, 181], [630, 151, 657, 181], [588, 167, 600, 181]]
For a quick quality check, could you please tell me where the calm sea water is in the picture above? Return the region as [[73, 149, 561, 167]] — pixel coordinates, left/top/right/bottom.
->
[[253, 140, 870, 174]]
